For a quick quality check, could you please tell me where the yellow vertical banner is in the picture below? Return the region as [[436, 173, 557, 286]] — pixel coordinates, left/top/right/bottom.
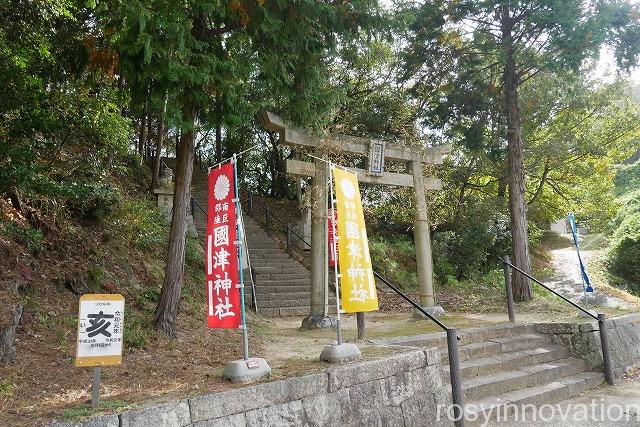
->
[[332, 167, 379, 312]]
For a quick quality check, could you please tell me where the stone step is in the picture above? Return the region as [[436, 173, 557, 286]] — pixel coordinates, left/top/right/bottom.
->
[[465, 371, 605, 420], [258, 299, 313, 308], [250, 259, 301, 266], [254, 285, 310, 294], [257, 306, 337, 317], [247, 244, 281, 251], [247, 248, 288, 254], [441, 333, 551, 363], [255, 272, 310, 281], [247, 253, 292, 261], [253, 292, 310, 301], [258, 307, 311, 317], [253, 278, 311, 286], [442, 345, 570, 380], [462, 358, 587, 401]]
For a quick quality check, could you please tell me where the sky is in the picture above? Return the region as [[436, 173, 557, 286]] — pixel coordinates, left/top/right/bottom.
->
[[593, 47, 640, 85]]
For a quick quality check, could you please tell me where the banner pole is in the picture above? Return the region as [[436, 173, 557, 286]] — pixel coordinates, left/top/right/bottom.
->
[[233, 154, 249, 360], [328, 164, 343, 345]]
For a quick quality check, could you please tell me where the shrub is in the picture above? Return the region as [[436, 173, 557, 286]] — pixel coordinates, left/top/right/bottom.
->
[[1, 221, 44, 254], [607, 211, 640, 292]]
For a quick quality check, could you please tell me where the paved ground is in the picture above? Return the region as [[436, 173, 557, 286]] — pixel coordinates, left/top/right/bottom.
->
[[486, 378, 640, 426], [548, 242, 631, 310]]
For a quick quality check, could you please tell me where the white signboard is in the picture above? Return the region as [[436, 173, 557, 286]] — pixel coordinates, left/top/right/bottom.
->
[[75, 294, 125, 367], [368, 140, 386, 176]]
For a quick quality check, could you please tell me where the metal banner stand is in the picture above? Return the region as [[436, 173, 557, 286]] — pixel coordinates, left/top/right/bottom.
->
[[320, 164, 361, 363], [222, 154, 271, 383]]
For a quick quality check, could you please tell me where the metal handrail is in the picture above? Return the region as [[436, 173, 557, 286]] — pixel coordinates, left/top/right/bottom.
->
[[191, 197, 207, 217], [501, 256, 615, 386], [373, 272, 450, 332], [502, 258, 598, 320], [240, 190, 308, 242]]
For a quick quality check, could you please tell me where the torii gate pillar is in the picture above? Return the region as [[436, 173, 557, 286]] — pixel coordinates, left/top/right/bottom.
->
[[301, 150, 331, 329], [411, 161, 444, 317]]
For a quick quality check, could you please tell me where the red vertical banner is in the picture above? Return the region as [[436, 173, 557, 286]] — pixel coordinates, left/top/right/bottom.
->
[[206, 163, 241, 328], [328, 210, 338, 267]]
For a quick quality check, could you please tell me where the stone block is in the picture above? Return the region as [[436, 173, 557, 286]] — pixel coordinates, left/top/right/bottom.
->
[[536, 323, 579, 334], [379, 370, 426, 407], [245, 400, 305, 427], [570, 331, 600, 355], [433, 384, 453, 407], [192, 413, 246, 427], [189, 373, 327, 422], [302, 388, 351, 426], [400, 391, 440, 427], [612, 313, 640, 328], [424, 364, 445, 390], [579, 321, 598, 332], [424, 348, 441, 366], [347, 380, 384, 421], [50, 414, 120, 427], [327, 350, 425, 391], [120, 400, 191, 427], [379, 405, 405, 426]]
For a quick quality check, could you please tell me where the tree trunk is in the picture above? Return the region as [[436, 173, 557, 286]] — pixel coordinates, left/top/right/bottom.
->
[[146, 112, 154, 162], [154, 105, 197, 336], [215, 98, 222, 162], [501, 5, 533, 301], [138, 96, 148, 157], [151, 91, 168, 191]]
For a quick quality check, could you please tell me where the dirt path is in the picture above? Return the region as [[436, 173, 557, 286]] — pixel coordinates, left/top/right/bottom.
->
[[548, 241, 631, 310]]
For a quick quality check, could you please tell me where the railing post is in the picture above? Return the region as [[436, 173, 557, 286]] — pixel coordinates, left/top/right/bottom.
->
[[447, 328, 465, 427], [286, 226, 291, 253], [265, 207, 271, 236], [503, 256, 515, 323], [356, 312, 366, 340], [598, 313, 615, 385]]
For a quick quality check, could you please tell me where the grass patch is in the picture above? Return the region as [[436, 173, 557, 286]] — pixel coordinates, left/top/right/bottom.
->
[[124, 312, 152, 349], [61, 399, 131, 422]]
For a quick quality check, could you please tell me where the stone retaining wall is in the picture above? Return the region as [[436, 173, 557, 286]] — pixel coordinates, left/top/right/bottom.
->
[[54, 349, 451, 427], [536, 313, 640, 378]]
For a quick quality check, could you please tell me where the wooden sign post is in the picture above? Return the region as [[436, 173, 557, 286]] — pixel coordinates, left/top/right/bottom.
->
[[260, 112, 451, 328], [75, 294, 125, 408]]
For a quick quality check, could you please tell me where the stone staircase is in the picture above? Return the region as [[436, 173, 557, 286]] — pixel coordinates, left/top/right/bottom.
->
[[162, 157, 208, 235], [375, 323, 604, 419], [162, 158, 330, 317]]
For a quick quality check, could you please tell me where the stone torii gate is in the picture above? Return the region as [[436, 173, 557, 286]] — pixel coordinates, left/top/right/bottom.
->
[[261, 112, 451, 329]]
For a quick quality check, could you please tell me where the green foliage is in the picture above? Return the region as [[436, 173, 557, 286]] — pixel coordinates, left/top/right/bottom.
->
[[614, 161, 640, 197], [369, 236, 418, 289], [607, 161, 640, 294], [185, 237, 204, 270], [0, 222, 44, 254], [608, 206, 640, 292], [124, 313, 151, 349], [62, 400, 130, 422], [433, 197, 510, 281], [113, 198, 168, 250], [87, 265, 105, 293]]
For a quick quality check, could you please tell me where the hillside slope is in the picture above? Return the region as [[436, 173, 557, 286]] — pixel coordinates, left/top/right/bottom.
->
[[0, 164, 264, 426]]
